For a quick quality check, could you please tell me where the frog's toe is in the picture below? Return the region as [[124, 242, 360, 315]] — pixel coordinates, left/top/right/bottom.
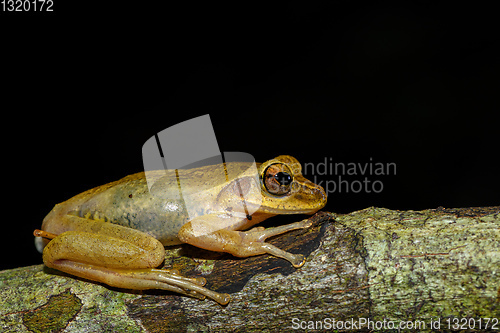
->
[[165, 270, 206, 286], [185, 290, 206, 301], [163, 268, 181, 275], [248, 226, 265, 232], [290, 254, 307, 268], [186, 289, 230, 305], [214, 293, 231, 306], [298, 218, 313, 229], [193, 276, 207, 286]]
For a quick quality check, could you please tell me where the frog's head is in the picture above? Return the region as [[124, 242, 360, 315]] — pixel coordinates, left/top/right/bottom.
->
[[254, 155, 327, 215], [213, 155, 326, 217]]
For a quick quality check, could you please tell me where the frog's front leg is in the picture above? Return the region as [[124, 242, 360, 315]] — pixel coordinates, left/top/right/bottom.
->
[[178, 215, 312, 268], [36, 216, 230, 305]]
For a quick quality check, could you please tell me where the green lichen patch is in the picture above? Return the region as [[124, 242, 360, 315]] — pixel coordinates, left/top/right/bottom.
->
[[163, 243, 223, 278], [22, 289, 82, 333]]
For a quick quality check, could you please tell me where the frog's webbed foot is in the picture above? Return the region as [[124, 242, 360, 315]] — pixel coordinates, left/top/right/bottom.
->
[[179, 217, 312, 268]]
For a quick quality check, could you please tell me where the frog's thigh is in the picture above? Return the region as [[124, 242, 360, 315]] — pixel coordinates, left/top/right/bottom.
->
[[43, 230, 165, 270], [178, 215, 311, 268]]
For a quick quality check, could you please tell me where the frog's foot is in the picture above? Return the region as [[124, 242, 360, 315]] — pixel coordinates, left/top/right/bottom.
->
[[238, 219, 312, 267], [50, 260, 230, 304], [179, 218, 312, 268]]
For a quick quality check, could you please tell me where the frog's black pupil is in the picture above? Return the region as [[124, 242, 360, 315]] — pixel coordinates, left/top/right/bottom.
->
[[274, 172, 292, 186]]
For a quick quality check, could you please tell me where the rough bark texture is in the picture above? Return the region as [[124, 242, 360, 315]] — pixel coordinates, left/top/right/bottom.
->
[[1, 207, 499, 332]]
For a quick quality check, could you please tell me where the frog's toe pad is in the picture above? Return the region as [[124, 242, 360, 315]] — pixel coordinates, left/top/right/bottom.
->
[[214, 293, 231, 306], [193, 277, 207, 286], [290, 254, 307, 268]]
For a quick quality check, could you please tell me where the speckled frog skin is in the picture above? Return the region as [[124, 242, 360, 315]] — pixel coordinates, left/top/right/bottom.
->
[[36, 155, 326, 305]]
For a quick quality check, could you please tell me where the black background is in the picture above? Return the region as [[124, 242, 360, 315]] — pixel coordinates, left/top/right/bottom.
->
[[2, 2, 498, 270]]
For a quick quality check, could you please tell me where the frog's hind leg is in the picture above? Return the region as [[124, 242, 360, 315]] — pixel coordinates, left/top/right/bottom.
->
[[179, 216, 312, 268], [51, 259, 229, 304], [36, 217, 230, 305]]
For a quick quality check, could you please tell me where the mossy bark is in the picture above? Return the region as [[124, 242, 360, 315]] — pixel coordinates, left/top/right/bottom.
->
[[1, 207, 499, 332]]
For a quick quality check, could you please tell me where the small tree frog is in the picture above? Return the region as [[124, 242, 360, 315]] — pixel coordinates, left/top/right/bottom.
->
[[35, 155, 326, 304]]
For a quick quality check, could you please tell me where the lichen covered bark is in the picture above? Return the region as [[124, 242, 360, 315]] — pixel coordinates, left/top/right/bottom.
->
[[339, 207, 500, 323], [1, 207, 498, 332], [0, 264, 141, 332]]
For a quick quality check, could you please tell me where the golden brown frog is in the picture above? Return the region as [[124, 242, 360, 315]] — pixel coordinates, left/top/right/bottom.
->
[[35, 155, 326, 304]]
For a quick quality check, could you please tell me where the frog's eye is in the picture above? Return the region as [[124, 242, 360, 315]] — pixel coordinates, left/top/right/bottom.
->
[[263, 163, 293, 195]]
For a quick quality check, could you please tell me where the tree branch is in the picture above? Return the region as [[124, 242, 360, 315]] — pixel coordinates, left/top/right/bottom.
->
[[1, 207, 499, 332]]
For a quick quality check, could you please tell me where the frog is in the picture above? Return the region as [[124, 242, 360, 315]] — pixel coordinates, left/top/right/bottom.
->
[[34, 155, 326, 305]]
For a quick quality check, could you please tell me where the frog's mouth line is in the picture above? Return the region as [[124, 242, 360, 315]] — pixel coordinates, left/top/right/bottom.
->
[[260, 207, 320, 215], [247, 203, 321, 215]]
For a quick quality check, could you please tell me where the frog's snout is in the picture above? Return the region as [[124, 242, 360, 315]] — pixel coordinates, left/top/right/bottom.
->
[[290, 175, 327, 214], [314, 182, 327, 206], [306, 180, 327, 211]]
